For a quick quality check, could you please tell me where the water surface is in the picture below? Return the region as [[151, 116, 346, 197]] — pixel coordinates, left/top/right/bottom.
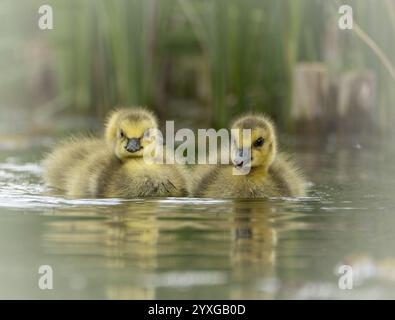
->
[[0, 140, 395, 299]]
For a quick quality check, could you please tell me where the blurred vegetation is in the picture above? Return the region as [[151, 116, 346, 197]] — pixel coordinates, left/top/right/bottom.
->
[[1, 0, 395, 133]]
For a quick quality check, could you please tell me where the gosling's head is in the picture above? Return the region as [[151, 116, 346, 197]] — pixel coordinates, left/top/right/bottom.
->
[[230, 114, 277, 171], [105, 107, 158, 160]]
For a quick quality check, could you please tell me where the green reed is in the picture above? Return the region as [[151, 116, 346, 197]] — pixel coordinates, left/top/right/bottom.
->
[[40, 0, 395, 130]]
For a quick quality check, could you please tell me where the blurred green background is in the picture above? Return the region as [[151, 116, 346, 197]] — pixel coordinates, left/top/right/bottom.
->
[[0, 0, 394, 138], [1, 0, 395, 300]]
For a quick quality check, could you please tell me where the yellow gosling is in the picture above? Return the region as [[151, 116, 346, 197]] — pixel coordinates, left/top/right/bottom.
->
[[43, 107, 187, 197], [192, 114, 306, 198]]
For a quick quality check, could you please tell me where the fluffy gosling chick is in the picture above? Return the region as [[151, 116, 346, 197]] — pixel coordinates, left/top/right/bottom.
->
[[192, 114, 306, 198], [43, 107, 187, 198]]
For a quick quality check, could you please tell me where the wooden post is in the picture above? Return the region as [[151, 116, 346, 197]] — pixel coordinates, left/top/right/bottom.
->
[[335, 70, 376, 135], [291, 63, 376, 136], [291, 63, 329, 134]]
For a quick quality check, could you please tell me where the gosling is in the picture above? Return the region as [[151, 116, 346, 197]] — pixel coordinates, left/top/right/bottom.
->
[[191, 114, 306, 198], [43, 107, 187, 198]]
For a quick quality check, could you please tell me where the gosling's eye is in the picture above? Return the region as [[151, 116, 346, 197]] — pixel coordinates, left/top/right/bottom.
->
[[119, 130, 125, 139], [254, 137, 264, 147]]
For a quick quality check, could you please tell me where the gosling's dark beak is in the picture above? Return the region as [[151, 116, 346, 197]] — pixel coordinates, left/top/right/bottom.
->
[[125, 138, 141, 153], [233, 149, 245, 168], [233, 148, 251, 168]]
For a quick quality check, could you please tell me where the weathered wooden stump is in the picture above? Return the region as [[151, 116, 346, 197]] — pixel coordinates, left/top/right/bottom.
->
[[335, 70, 376, 135], [291, 62, 376, 136], [291, 63, 330, 135]]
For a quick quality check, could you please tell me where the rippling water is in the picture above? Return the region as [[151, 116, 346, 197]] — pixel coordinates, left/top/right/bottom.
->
[[0, 141, 395, 299]]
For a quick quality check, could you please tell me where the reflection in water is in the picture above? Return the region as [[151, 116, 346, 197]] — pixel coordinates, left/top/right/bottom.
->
[[40, 200, 278, 299], [0, 144, 395, 299], [228, 202, 277, 299]]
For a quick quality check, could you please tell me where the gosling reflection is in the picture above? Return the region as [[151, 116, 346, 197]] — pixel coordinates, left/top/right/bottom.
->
[[40, 199, 278, 299], [41, 202, 162, 299], [229, 201, 277, 299]]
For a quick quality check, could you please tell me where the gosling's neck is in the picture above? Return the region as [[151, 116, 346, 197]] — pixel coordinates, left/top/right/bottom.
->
[[243, 156, 275, 178], [246, 165, 269, 178], [119, 145, 162, 164]]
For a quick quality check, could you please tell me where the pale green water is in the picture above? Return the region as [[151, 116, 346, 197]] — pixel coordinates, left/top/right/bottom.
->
[[0, 141, 395, 299]]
